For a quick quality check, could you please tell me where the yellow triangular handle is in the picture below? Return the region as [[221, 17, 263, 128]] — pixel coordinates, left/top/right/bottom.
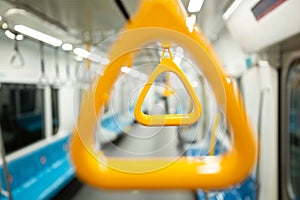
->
[[134, 58, 202, 126], [71, 0, 257, 190]]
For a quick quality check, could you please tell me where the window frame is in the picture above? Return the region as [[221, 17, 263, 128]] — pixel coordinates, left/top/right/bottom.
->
[[286, 59, 300, 199], [281, 51, 300, 200], [0, 83, 46, 155], [50, 87, 60, 135]]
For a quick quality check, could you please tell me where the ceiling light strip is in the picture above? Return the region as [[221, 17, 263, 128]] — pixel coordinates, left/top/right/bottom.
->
[[14, 25, 62, 47]]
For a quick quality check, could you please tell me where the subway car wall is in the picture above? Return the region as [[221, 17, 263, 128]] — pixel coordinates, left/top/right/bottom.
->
[[0, 29, 77, 157], [214, 28, 279, 200]]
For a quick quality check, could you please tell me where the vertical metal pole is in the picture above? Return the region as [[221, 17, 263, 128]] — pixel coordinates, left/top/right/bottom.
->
[[256, 89, 269, 200], [204, 192, 208, 200], [199, 76, 206, 139], [0, 126, 12, 200]]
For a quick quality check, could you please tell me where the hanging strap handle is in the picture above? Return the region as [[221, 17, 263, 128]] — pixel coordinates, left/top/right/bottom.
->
[[134, 58, 202, 126], [10, 39, 25, 68]]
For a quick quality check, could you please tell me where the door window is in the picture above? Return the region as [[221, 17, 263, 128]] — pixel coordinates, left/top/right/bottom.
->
[[287, 60, 300, 198]]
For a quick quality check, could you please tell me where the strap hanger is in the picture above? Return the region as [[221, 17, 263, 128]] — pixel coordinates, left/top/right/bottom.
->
[[10, 39, 25, 68], [52, 47, 63, 88], [37, 42, 49, 88]]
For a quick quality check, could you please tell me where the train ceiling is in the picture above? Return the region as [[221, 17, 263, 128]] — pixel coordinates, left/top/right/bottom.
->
[[0, 0, 231, 44]]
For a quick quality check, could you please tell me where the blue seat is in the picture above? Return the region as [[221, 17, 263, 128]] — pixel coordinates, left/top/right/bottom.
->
[[0, 136, 74, 200], [196, 177, 256, 200], [187, 137, 257, 200]]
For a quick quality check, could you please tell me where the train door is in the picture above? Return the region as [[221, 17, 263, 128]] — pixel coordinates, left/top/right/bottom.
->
[[281, 50, 300, 200]]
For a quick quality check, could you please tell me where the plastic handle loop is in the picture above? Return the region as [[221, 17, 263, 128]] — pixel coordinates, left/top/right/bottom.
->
[[71, 0, 257, 190], [10, 40, 25, 68], [134, 57, 202, 126]]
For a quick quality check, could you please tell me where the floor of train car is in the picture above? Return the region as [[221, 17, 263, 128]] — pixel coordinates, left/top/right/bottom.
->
[[53, 124, 196, 200]]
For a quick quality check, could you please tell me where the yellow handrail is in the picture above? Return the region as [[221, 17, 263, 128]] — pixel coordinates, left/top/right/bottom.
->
[[70, 0, 257, 190]]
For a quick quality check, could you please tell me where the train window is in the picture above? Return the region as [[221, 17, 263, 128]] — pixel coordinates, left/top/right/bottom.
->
[[0, 84, 45, 154], [51, 88, 59, 135], [287, 61, 300, 199]]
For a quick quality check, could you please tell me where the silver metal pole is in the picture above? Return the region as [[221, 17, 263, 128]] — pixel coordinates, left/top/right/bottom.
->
[[0, 126, 12, 200]]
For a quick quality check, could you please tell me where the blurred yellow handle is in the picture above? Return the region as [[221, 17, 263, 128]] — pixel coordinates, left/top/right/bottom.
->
[[70, 0, 257, 190]]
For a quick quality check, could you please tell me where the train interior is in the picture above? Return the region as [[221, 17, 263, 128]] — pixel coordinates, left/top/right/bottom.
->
[[0, 0, 299, 199]]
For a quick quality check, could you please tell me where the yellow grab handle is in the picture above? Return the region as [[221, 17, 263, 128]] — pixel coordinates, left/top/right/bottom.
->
[[70, 0, 257, 190], [134, 57, 202, 126]]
